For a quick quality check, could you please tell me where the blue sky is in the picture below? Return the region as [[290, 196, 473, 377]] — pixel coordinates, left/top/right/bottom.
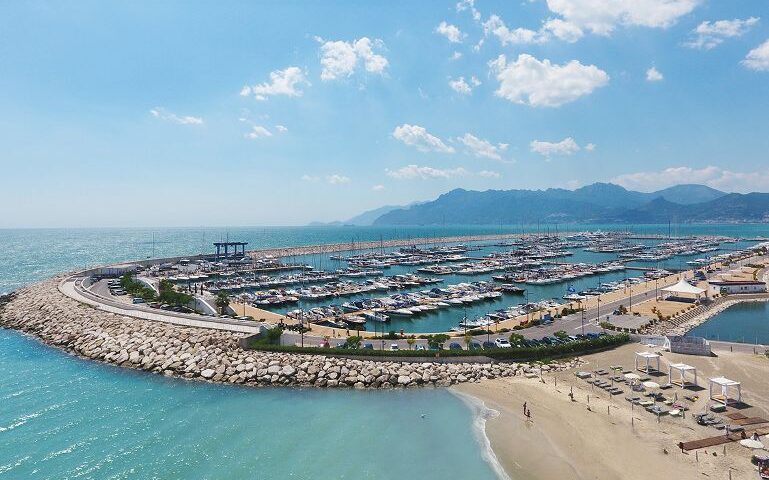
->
[[1, 0, 768, 227]]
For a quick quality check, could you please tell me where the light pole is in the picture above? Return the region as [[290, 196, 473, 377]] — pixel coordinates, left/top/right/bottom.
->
[[596, 296, 600, 323], [300, 310, 304, 348]]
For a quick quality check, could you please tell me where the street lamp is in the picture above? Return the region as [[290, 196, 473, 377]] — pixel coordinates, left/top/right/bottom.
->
[[300, 310, 304, 348]]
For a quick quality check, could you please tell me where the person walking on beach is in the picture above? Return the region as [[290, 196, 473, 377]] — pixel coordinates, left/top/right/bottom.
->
[[523, 402, 527, 415]]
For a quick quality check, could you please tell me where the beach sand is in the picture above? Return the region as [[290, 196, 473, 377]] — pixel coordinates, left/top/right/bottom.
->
[[456, 343, 769, 480]]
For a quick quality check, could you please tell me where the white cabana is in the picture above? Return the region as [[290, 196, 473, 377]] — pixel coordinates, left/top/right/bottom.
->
[[661, 279, 705, 298], [668, 363, 698, 388], [709, 376, 742, 406], [635, 351, 661, 373]]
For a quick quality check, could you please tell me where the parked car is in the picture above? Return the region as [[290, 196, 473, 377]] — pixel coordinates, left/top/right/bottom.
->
[[494, 338, 512, 348], [363, 343, 374, 350], [482, 341, 495, 349], [469, 341, 482, 350], [389, 343, 399, 351], [449, 342, 463, 350], [415, 344, 427, 351]]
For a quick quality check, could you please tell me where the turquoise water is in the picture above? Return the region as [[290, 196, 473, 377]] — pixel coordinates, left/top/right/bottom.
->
[[0, 330, 498, 479], [687, 301, 769, 345]]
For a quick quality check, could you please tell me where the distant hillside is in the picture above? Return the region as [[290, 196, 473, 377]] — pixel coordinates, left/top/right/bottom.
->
[[652, 184, 726, 205], [310, 203, 419, 226], [373, 183, 766, 225]]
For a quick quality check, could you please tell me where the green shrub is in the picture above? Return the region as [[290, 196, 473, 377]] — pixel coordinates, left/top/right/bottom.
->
[[246, 334, 631, 361]]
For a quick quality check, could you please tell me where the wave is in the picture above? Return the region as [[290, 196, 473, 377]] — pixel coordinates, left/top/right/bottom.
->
[[450, 389, 511, 480]]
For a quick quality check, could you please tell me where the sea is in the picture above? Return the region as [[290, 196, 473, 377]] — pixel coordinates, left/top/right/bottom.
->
[[0, 224, 767, 479]]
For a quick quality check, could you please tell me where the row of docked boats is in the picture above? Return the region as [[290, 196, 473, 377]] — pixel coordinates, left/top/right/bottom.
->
[[491, 262, 626, 285]]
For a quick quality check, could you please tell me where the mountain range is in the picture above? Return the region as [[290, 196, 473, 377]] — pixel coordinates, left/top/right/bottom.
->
[[366, 183, 769, 225]]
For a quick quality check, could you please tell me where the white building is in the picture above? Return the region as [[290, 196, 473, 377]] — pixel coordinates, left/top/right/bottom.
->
[[708, 280, 767, 295]]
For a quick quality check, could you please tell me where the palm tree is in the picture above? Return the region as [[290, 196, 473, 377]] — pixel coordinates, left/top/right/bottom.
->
[[406, 337, 416, 350], [215, 292, 230, 314], [464, 332, 473, 350]]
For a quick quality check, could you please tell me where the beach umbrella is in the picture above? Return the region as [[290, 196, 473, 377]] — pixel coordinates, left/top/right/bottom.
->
[[740, 439, 765, 449], [624, 373, 641, 381], [643, 381, 660, 390]]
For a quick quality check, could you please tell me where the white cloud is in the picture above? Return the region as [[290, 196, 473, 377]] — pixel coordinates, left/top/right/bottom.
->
[[530, 137, 581, 157], [457, 133, 508, 161], [317, 37, 388, 81], [483, 15, 546, 45], [149, 107, 203, 125], [545, 0, 700, 36], [542, 18, 584, 43], [275, 125, 288, 133], [685, 17, 759, 50], [301, 175, 320, 182], [646, 66, 664, 82], [372, 184, 386, 191], [456, 0, 481, 22], [244, 125, 273, 139], [611, 166, 769, 193], [240, 66, 308, 101], [743, 39, 769, 72], [451, 51, 463, 60], [386, 165, 469, 180], [326, 174, 351, 185], [585, 143, 596, 151], [436, 21, 465, 43], [449, 76, 480, 94], [489, 54, 609, 107], [392, 124, 455, 153], [478, 170, 501, 178], [483, 14, 584, 46]]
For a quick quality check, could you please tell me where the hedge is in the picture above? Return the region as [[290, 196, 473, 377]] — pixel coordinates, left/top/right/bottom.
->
[[244, 333, 630, 361]]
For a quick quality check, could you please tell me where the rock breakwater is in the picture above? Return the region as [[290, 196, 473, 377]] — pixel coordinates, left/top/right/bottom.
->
[[1, 278, 582, 389]]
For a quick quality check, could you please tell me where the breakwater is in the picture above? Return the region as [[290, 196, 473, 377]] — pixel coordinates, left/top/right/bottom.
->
[[0, 278, 581, 389]]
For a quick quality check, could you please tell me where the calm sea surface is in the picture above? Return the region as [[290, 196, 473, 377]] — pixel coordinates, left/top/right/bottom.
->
[[0, 224, 767, 478], [687, 301, 769, 345]]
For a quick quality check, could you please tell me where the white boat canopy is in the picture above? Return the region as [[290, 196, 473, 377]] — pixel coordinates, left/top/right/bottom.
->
[[635, 351, 661, 373], [668, 363, 698, 388], [709, 376, 742, 406], [661, 279, 705, 296]]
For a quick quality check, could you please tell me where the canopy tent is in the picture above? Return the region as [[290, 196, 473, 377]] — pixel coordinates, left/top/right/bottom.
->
[[635, 351, 661, 374], [661, 279, 705, 297], [709, 376, 742, 406], [669, 363, 698, 389]]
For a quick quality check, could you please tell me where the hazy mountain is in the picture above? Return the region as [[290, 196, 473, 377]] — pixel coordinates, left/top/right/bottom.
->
[[309, 203, 422, 226], [652, 184, 726, 205], [372, 183, 766, 225]]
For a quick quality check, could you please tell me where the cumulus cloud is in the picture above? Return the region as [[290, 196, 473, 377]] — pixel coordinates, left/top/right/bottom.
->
[[585, 143, 596, 151], [545, 0, 700, 36], [244, 125, 273, 139], [240, 66, 308, 101], [392, 124, 455, 153], [685, 17, 759, 50], [275, 125, 288, 133], [436, 21, 465, 43], [478, 170, 501, 178], [611, 166, 769, 193], [448, 76, 480, 95], [451, 51, 463, 60], [372, 184, 386, 191], [646, 67, 664, 82], [743, 39, 769, 71], [386, 165, 469, 180], [149, 107, 203, 125], [542, 18, 584, 42], [326, 174, 351, 185], [530, 137, 582, 158], [457, 133, 508, 161], [489, 54, 609, 107], [317, 37, 388, 81]]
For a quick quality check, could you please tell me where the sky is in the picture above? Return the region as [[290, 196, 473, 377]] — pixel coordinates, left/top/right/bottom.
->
[[1, 0, 769, 227]]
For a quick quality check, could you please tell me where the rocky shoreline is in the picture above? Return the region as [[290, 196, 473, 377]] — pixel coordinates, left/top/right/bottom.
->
[[0, 277, 582, 389]]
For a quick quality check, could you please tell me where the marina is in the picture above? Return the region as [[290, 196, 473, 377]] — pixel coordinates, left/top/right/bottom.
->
[[119, 230, 764, 334]]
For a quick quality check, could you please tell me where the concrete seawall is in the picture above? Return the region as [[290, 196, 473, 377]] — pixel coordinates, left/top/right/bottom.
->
[[0, 277, 581, 389]]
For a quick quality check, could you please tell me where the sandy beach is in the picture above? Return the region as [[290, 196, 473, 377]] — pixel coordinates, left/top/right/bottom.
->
[[456, 343, 769, 480]]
